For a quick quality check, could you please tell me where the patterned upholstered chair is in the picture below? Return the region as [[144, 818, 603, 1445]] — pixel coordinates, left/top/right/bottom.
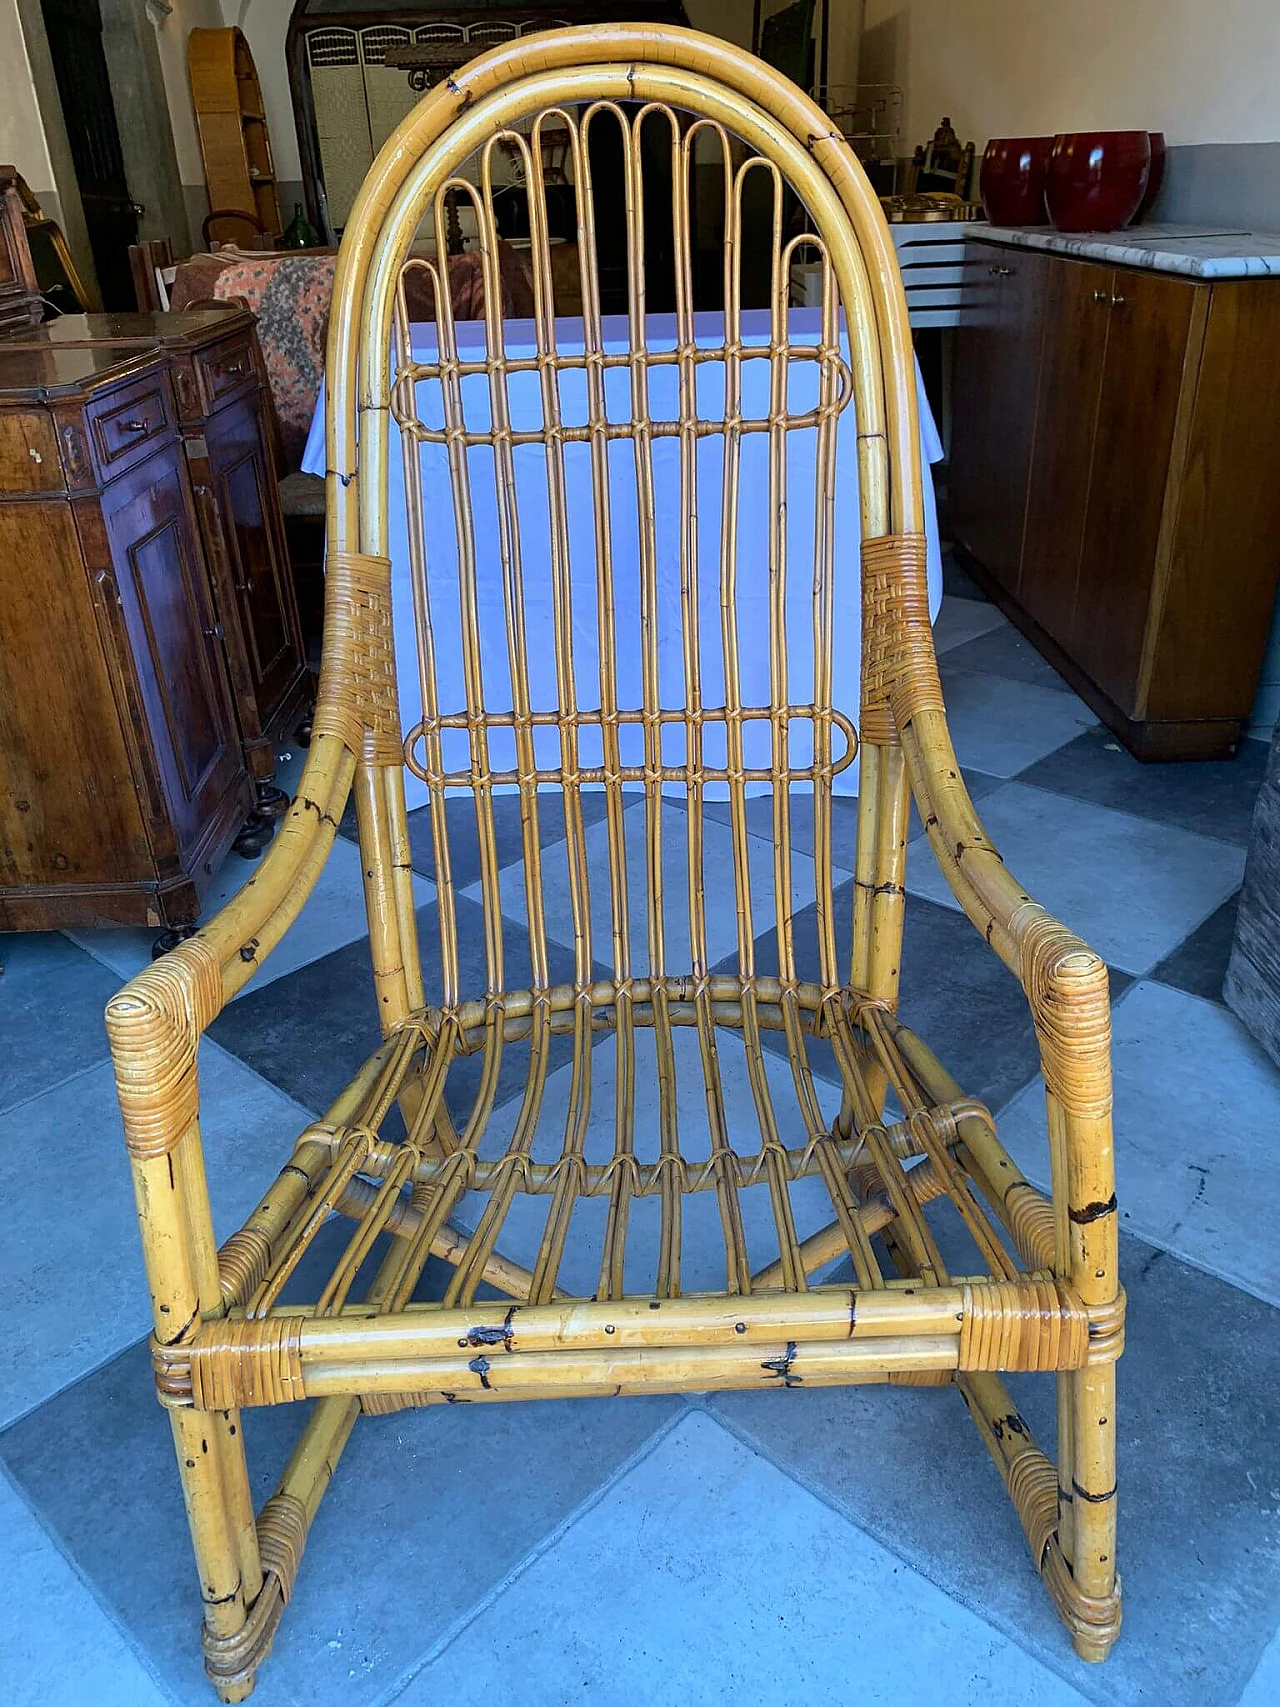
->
[[106, 25, 1123, 1698]]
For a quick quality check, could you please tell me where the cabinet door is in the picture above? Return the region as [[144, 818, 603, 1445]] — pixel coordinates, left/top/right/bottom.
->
[[949, 243, 1050, 590], [1072, 271, 1197, 714], [1018, 257, 1113, 648], [101, 443, 246, 853], [201, 393, 307, 742]]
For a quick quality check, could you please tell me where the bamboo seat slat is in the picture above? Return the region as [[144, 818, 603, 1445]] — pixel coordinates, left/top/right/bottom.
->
[[104, 24, 1122, 1699]]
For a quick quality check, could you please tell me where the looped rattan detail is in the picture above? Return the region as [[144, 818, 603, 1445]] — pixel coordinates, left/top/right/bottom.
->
[[256, 1494, 308, 1606], [105, 935, 222, 1159], [1086, 1288, 1127, 1364], [1016, 907, 1114, 1120], [1043, 1543, 1124, 1649], [217, 1227, 274, 1305], [1003, 1182, 1057, 1271], [1007, 1444, 1061, 1566], [312, 551, 401, 764]]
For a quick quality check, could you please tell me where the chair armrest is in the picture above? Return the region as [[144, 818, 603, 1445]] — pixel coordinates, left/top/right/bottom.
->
[[861, 533, 1112, 1103], [901, 702, 1114, 1187], [106, 730, 355, 1077], [103, 732, 354, 1201]]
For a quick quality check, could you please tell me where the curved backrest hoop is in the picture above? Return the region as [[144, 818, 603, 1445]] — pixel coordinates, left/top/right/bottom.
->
[[325, 23, 923, 561], [319, 22, 931, 1023]]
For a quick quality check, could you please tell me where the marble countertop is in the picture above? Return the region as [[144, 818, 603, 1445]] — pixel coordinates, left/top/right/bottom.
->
[[964, 222, 1280, 279]]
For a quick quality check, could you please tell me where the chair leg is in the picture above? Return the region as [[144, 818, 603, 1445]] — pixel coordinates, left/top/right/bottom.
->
[[1065, 1362, 1119, 1662], [168, 1407, 260, 1703]]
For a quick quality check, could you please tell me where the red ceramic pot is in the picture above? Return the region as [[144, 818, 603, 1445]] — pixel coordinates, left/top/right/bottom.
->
[[1136, 131, 1167, 218], [1046, 131, 1152, 232], [980, 136, 1054, 225]]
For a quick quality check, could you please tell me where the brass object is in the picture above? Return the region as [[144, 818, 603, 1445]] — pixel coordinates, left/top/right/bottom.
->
[[880, 191, 983, 223]]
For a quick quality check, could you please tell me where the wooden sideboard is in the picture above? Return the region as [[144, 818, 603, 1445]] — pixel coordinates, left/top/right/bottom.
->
[[0, 165, 43, 336], [949, 238, 1280, 759], [0, 308, 310, 932]]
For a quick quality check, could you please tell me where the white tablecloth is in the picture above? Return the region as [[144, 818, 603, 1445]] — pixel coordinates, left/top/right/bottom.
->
[[303, 308, 943, 806]]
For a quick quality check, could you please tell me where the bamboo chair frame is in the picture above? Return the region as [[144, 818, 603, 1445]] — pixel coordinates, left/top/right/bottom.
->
[[105, 25, 1122, 1699]]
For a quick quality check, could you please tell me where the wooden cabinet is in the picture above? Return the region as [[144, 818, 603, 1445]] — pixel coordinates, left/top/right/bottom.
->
[[6, 308, 311, 788], [949, 246, 1050, 590], [0, 310, 311, 931], [1017, 257, 1111, 646], [0, 347, 252, 929], [951, 238, 1280, 759], [99, 441, 247, 854], [199, 393, 304, 769]]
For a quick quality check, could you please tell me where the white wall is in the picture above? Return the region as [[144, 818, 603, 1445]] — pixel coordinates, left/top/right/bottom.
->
[[862, 0, 1280, 150], [0, 0, 56, 190], [221, 0, 300, 182], [155, 0, 225, 188]]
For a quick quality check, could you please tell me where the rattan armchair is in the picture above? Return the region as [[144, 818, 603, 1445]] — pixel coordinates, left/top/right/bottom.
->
[[106, 25, 1122, 1699]]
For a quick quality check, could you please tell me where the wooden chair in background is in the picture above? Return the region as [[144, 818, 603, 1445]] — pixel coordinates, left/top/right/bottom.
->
[[106, 26, 1123, 1699]]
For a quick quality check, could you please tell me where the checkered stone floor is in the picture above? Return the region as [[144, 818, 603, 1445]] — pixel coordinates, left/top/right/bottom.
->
[[3, 568, 1278, 1707]]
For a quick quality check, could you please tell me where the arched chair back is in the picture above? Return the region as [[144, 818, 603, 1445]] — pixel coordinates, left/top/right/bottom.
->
[[319, 25, 934, 1051]]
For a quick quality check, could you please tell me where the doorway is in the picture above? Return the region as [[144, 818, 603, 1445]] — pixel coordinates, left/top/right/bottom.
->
[[38, 0, 139, 309]]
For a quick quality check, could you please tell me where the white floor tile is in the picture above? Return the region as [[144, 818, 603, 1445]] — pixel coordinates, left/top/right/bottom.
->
[[68, 833, 433, 998], [470, 798, 853, 972], [907, 782, 1245, 975], [401, 1411, 1090, 1707], [938, 667, 1096, 777], [0, 1474, 168, 1707], [0, 1041, 314, 1427], [998, 981, 1280, 1307], [1240, 1623, 1280, 1707]]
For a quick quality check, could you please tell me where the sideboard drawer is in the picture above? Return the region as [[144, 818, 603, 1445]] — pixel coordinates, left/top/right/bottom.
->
[[194, 329, 256, 412], [84, 368, 175, 481]]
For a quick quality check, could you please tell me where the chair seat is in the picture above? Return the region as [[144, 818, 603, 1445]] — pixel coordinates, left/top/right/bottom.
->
[[165, 974, 1097, 1417]]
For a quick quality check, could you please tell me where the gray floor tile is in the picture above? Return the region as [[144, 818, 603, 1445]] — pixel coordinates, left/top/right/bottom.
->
[[703, 792, 862, 868], [699, 773, 1002, 861], [1, 1473, 168, 1707], [933, 594, 1009, 657], [339, 788, 616, 888], [707, 1227, 1280, 1707], [999, 979, 1280, 1307], [906, 783, 1246, 976], [70, 835, 433, 998], [0, 933, 121, 1115], [0, 1042, 315, 1429], [936, 665, 1097, 777], [0, 1336, 681, 1707], [1150, 893, 1239, 1005], [208, 895, 608, 1122], [402, 1410, 1089, 1707], [475, 797, 855, 975], [942, 550, 986, 601], [944, 621, 1077, 693], [1017, 728, 1269, 846], [458, 1026, 846, 1298], [907, 767, 1005, 843]]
